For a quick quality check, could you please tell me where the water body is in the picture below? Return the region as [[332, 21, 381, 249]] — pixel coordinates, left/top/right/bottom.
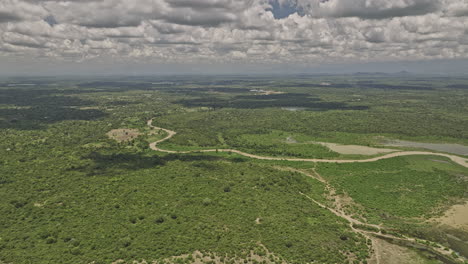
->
[[384, 140, 468, 156], [318, 142, 397, 155], [281, 107, 308, 111], [7, 83, 36, 86]]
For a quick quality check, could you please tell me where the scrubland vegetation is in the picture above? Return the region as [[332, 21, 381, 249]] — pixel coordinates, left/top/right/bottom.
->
[[0, 75, 467, 263]]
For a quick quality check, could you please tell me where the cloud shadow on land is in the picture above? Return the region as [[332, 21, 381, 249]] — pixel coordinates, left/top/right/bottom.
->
[[175, 93, 369, 111], [0, 88, 107, 130], [76, 152, 234, 176]]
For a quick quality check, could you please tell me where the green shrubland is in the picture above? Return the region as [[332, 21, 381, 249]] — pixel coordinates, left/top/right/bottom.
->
[[1, 75, 467, 263]]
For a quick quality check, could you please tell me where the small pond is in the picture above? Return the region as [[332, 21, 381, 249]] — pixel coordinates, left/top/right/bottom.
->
[[384, 140, 468, 156], [281, 107, 309, 111]]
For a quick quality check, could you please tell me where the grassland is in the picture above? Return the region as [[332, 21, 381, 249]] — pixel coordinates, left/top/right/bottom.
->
[[316, 155, 468, 220]]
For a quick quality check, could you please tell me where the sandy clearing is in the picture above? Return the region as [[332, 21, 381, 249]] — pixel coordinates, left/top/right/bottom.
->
[[147, 119, 468, 168], [434, 202, 468, 231], [107, 128, 141, 142], [317, 142, 398, 155]]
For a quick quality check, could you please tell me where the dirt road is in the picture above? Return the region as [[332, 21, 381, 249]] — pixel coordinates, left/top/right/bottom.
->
[[147, 119, 468, 168], [293, 168, 464, 264], [147, 119, 466, 262]]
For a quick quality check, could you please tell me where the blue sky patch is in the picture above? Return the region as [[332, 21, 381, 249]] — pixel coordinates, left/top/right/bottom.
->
[[267, 0, 300, 19]]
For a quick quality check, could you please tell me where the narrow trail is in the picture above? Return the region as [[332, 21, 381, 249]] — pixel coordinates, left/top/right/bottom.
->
[[147, 119, 468, 168], [290, 167, 384, 263], [292, 168, 464, 264], [284, 167, 381, 229]]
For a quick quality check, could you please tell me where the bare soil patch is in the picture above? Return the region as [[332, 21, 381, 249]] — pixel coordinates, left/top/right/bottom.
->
[[434, 201, 468, 231], [107, 129, 141, 142]]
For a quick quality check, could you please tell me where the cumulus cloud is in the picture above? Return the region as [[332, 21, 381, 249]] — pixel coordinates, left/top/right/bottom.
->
[[0, 0, 48, 22], [443, 0, 468, 17], [294, 0, 440, 19], [0, 11, 21, 23], [0, 0, 466, 66]]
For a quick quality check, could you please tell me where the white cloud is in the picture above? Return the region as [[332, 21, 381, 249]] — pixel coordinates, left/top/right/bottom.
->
[[0, 0, 467, 66], [0, 0, 47, 22]]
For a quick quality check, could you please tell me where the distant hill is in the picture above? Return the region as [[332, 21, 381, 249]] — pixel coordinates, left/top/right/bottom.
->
[[352, 71, 412, 76]]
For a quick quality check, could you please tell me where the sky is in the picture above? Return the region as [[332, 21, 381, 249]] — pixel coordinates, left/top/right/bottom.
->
[[0, 0, 467, 75]]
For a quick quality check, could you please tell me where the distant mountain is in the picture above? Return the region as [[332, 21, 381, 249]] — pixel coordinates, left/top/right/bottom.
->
[[352, 71, 413, 76], [394, 70, 412, 75], [353, 72, 389, 76]]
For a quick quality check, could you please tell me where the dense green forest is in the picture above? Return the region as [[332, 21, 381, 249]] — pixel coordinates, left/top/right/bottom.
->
[[0, 75, 467, 263]]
